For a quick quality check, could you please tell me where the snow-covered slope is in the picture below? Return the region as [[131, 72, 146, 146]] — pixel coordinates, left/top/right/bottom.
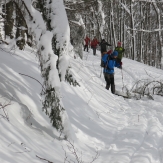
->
[[0, 47, 163, 163]]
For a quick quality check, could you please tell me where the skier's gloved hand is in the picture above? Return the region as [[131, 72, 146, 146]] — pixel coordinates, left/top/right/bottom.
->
[[120, 62, 122, 66]]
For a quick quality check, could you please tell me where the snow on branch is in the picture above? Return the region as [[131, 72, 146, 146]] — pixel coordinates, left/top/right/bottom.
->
[[127, 28, 163, 33], [70, 20, 84, 27], [120, 2, 131, 15]]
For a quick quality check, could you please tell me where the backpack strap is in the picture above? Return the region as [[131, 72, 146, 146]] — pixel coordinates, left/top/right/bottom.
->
[[104, 55, 110, 71]]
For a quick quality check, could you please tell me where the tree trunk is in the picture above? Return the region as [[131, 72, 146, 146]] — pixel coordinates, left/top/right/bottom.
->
[[152, 2, 163, 69], [110, 0, 116, 46], [5, 1, 14, 39]]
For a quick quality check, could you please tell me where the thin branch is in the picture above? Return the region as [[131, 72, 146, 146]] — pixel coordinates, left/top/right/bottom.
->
[[15, 150, 30, 154], [0, 39, 9, 45], [0, 101, 11, 121], [36, 155, 53, 163], [18, 73, 46, 93], [127, 28, 163, 33], [62, 139, 99, 163]]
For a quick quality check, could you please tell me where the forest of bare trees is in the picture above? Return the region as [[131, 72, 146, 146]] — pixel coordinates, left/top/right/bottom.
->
[[1, 0, 163, 68], [65, 0, 163, 69]]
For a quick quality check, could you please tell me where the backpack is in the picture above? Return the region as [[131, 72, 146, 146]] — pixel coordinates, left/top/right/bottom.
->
[[101, 60, 105, 67], [101, 55, 110, 68]]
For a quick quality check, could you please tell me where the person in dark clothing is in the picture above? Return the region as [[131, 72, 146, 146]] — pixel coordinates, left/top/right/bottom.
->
[[99, 39, 112, 55], [101, 50, 120, 94], [99, 39, 112, 66]]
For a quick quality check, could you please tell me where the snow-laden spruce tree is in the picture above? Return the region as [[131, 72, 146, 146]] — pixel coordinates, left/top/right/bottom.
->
[[0, 0, 74, 138], [29, 0, 74, 137]]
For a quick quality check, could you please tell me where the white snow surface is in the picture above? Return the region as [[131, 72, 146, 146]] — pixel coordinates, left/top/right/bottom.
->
[[0, 46, 163, 163]]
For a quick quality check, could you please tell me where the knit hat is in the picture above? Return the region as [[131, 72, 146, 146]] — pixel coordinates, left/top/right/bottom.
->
[[117, 42, 122, 46], [111, 51, 118, 57], [107, 50, 112, 55]]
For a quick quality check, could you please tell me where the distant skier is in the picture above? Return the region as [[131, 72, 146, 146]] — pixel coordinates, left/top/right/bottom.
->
[[114, 41, 125, 69], [99, 39, 112, 66], [84, 35, 90, 52], [99, 39, 112, 56], [91, 36, 99, 55], [101, 50, 120, 94]]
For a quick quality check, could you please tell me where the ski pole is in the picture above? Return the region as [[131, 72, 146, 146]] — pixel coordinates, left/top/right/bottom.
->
[[100, 67, 102, 78], [86, 50, 89, 60], [121, 68, 125, 91]]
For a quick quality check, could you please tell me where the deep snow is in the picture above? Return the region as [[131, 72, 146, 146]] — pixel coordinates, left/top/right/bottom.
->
[[0, 46, 163, 163]]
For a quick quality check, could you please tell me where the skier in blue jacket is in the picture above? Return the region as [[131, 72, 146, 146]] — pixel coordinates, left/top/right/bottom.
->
[[101, 50, 120, 94]]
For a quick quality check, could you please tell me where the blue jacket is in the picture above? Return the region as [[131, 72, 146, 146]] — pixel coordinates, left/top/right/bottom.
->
[[102, 54, 120, 74]]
